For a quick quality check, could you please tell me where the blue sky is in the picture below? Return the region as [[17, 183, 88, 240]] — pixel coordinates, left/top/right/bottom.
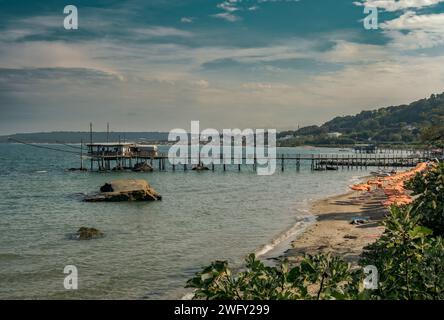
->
[[1, 0, 444, 134]]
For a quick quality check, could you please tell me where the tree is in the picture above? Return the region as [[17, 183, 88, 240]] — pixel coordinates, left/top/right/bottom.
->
[[421, 125, 444, 148]]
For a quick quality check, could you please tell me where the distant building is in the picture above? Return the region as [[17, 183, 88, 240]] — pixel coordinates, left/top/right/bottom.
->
[[327, 132, 343, 138], [278, 135, 294, 141], [354, 144, 377, 154]]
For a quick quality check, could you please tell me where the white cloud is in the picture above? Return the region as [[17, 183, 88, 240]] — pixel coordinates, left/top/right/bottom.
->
[[212, 12, 241, 22], [193, 79, 210, 88], [321, 40, 389, 63], [381, 11, 444, 30], [217, 1, 240, 12], [355, 0, 444, 12], [242, 82, 291, 90], [213, 0, 301, 22], [132, 26, 193, 38], [386, 29, 444, 49], [213, 1, 242, 22], [380, 11, 444, 49], [180, 17, 194, 23]]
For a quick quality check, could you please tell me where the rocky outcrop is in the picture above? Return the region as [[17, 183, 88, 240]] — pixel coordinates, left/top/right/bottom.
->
[[85, 179, 162, 202], [76, 227, 104, 240]]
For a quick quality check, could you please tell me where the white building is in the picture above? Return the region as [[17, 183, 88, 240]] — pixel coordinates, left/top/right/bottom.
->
[[327, 132, 342, 138]]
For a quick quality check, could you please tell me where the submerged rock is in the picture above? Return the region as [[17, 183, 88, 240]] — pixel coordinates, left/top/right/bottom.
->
[[76, 227, 104, 240], [85, 179, 162, 202], [192, 164, 209, 171], [67, 167, 88, 172]]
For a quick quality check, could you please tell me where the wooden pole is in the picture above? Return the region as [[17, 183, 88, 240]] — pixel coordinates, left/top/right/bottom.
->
[[89, 122, 93, 171], [80, 139, 83, 170]]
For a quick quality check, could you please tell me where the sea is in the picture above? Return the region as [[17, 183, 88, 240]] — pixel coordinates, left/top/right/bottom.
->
[[0, 144, 370, 299]]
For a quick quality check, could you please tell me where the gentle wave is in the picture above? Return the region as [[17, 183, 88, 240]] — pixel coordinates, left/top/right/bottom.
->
[[254, 207, 316, 259]]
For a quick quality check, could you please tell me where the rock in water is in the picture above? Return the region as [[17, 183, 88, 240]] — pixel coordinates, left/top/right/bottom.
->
[[76, 227, 104, 240], [192, 164, 209, 171], [85, 179, 162, 202], [100, 183, 113, 192], [132, 162, 153, 172]]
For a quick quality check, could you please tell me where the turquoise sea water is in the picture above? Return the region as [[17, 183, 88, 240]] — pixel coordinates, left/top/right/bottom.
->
[[0, 144, 369, 299]]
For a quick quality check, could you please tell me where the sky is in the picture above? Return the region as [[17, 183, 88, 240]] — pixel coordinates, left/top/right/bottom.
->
[[1, 0, 444, 134]]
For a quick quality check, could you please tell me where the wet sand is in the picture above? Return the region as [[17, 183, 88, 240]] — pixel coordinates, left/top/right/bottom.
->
[[284, 188, 388, 264]]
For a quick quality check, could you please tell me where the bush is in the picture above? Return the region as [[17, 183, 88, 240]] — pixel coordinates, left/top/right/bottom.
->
[[360, 205, 444, 299], [406, 163, 444, 235], [186, 253, 363, 300]]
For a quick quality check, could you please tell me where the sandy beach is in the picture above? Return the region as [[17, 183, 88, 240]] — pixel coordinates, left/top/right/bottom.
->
[[284, 187, 388, 264]]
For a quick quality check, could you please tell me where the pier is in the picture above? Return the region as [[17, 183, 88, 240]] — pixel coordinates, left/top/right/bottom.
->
[[85, 143, 432, 172]]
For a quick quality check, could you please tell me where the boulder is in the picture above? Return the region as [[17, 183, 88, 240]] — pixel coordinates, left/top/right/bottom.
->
[[85, 179, 162, 202], [100, 183, 113, 192], [76, 227, 104, 240]]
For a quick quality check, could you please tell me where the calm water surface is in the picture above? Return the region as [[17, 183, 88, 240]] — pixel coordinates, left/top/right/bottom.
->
[[0, 144, 369, 299]]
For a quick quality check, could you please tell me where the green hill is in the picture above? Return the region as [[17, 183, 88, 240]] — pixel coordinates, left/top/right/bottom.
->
[[279, 92, 444, 147]]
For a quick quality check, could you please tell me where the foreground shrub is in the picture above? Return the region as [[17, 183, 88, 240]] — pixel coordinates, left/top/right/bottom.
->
[[406, 163, 444, 235], [361, 205, 444, 299], [186, 253, 364, 300]]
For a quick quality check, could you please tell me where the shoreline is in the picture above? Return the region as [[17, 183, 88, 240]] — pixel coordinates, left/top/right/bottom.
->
[[281, 187, 388, 264]]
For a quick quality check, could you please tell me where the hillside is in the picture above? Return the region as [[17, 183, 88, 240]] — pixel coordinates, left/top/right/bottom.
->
[[279, 92, 444, 146]]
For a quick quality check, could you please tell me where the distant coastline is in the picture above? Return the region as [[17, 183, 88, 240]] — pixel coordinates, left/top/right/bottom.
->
[[0, 131, 170, 144], [0, 131, 432, 150]]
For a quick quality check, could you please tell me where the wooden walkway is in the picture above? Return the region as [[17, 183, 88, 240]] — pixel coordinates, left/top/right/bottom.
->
[[86, 152, 431, 172]]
